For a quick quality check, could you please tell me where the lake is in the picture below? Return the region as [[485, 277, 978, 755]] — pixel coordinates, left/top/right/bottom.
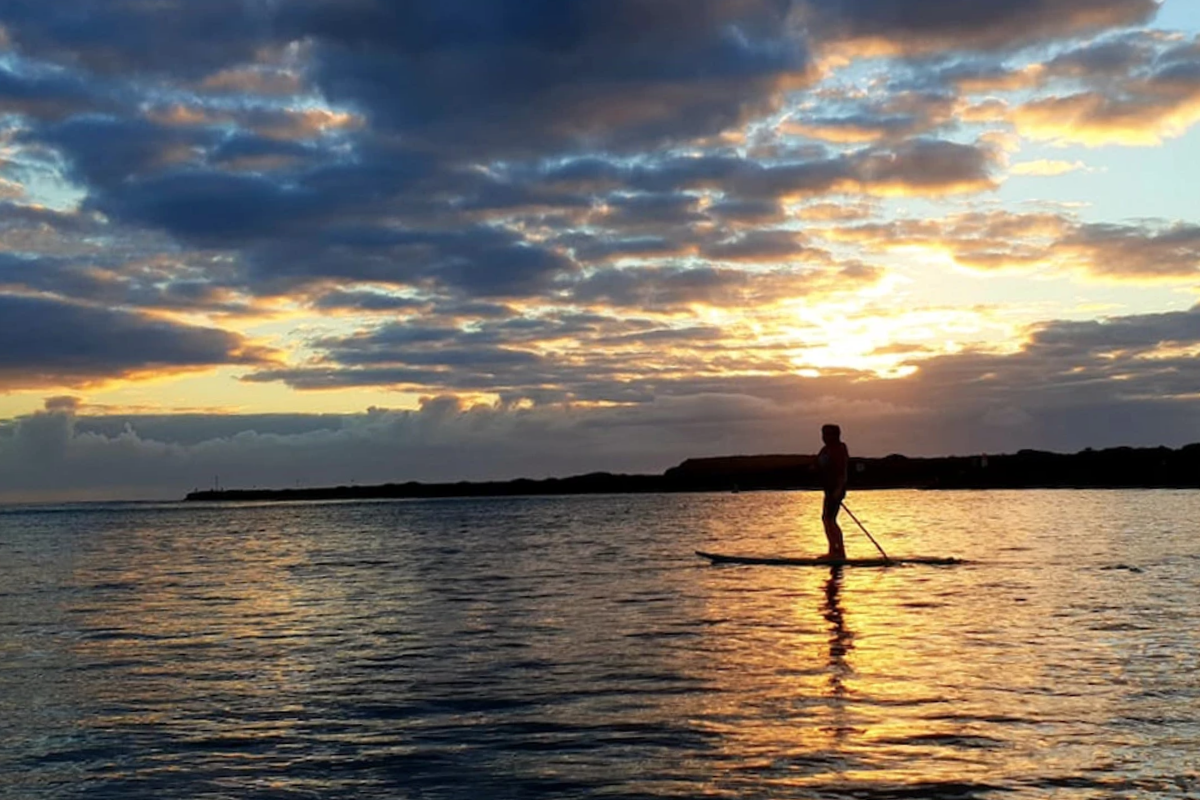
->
[[2, 490, 1198, 798]]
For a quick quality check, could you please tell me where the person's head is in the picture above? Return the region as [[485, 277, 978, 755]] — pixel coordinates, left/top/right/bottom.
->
[[821, 423, 841, 444]]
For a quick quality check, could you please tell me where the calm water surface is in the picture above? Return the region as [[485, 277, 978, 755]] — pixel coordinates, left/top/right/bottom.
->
[[2, 490, 1198, 798]]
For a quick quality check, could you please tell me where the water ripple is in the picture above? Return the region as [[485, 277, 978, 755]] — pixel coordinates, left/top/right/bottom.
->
[[2, 491, 1199, 798]]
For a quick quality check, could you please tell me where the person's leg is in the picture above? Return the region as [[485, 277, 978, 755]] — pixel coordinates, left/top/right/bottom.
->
[[822, 492, 847, 559]]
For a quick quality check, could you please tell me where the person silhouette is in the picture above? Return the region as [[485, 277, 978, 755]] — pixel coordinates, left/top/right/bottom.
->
[[817, 424, 849, 560]]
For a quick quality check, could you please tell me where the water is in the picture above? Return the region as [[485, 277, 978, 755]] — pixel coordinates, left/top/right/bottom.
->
[[2, 490, 1198, 799]]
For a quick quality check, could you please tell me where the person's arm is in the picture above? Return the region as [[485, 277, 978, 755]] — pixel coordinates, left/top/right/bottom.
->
[[833, 445, 849, 493]]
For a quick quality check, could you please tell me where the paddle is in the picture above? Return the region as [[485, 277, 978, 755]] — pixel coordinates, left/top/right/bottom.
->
[[841, 502, 891, 563]]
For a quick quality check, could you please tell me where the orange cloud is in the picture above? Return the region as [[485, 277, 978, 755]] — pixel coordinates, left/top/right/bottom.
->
[[1013, 83, 1200, 147], [797, 201, 878, 222], [249, 107, 365, 141], [147, 102, 364, 142], [200, 67, 304, 96]]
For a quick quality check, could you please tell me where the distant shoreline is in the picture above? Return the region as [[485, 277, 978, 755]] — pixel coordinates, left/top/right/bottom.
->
[[185, 443, 1200, 501]]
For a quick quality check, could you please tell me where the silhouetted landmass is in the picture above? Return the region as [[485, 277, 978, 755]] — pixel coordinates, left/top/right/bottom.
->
[[184, 443, 1200, 502]]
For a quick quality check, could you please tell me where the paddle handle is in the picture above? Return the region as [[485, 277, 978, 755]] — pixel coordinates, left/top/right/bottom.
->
[[841, 502, 891, 563]]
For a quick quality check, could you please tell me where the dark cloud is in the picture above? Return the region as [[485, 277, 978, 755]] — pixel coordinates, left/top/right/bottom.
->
[[43, 396, 83, 412], [540, 158, 629, 192], [593, 326, 728, 346], [706, 199, 786, 223], [1056, 222, 1200, 278], [621, 139, 997, 199], [701, 230, 819, 262], [598, 193, 708, 230], [1029, 306, 1200, 353], [562, 264, 869, 311], [2, 0, 270, 78], [313, 289, 430, 313], [927, 60, 1044, 93], [0, 243, 254, 316], [210, 135, 323, 173], [96, 170, 323, 245], [278, 0, 811, 156], [561, 235, 686, 264], [569, 266, 759, 310], [334, 345, 542, 370], [784, 91, 958, 143], [0, 202, 101, 242], [802, 0, 1159, 53], [906, 311, 1200, 420], [848, 138, 998, 194], [0, 61, 106, 120], [415, 233, 579, 298], [0, 294, 271, 389], [33, 116, 219, 187], [1045, 33, 1162, 78]]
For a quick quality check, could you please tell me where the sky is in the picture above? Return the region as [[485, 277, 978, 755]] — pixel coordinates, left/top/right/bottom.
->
[[1, 0, 1199, 501]]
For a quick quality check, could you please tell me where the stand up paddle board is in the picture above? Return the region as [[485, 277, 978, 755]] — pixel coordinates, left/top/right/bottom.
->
[[696, 550, 964, 567]]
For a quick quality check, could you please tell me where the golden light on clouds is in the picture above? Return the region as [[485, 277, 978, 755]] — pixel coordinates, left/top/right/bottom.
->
[[1013, 89, 1200, 147]]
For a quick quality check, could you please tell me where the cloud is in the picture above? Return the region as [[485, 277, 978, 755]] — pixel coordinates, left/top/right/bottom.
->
[[0, 294, 273, 390], [0, 206, 104, 261], [1013, 82, 1200, 146], [846, 138, 999, 195], [0, 0, 804, 169], [796, 201, 878, 222], [782, 91, 958, 143], [1, 0, 1196, 504], [891, 31, 1200, 147], [829, 210, 1199, 281], [1009, 159, 1090, 176], [907, 308, 1200, 417], [599, 193, 708, 229], [312, 289, 430, 314], [243, 259, 884, 399], [277, 0, 813, 157], [1043, 31, 1164, 78], [803, 0, 1159, 55], [2, 0, 271, 79], [1011, 33, 1200, 146], [209, 135, 323, 174], [1028, 305, 1200, 352], [561, 234, 688, 264], [5, 307, 1200, 500], [1055, 222, 1200, 278], [33, 116, 219, 187], [625, 139, 998, 199], [0, 60, 107, 120], [705, 198, 787, 224], [934, 62, 1046, 93], [47, 129, 993, 307], [701, 230, 823, 262]]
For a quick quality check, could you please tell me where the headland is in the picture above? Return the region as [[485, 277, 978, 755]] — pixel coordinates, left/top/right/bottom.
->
[[184, 443, 1200, 501]]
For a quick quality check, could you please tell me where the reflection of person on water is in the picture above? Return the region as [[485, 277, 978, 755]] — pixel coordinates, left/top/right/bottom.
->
[[823, 568, 854, 699], [817, 424, 849, 560]]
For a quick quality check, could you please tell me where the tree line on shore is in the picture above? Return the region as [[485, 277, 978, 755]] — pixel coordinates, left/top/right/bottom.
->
[[184, 442, 1200, 502]]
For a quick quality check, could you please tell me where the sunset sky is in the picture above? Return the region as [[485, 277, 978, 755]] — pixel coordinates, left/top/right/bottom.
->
[[2, 0, 1199, 500]]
